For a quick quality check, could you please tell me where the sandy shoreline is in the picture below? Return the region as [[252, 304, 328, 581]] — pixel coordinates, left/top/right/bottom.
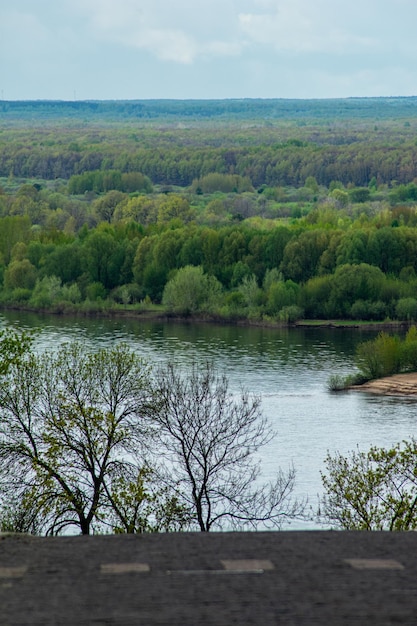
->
[[352, 373, 417, 395]]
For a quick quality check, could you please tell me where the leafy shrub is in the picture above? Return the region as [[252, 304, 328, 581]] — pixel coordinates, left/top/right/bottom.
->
[[356, 332, 403, 379], [327, 374, 348, 392]]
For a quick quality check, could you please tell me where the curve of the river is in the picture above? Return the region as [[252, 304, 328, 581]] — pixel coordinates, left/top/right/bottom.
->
[[2, 311, 416, 529]]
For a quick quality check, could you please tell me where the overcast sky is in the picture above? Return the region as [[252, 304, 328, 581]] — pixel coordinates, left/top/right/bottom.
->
[[1, 0, 416, 100]]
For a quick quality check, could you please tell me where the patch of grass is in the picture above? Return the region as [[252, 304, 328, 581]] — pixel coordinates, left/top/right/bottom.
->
[[327, 372, 368, 392]]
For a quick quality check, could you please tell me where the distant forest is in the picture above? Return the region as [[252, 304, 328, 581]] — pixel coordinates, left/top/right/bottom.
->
[[2, 98, 417, 188], [2, 97, 417, 121], [1, 98, 417, 323]]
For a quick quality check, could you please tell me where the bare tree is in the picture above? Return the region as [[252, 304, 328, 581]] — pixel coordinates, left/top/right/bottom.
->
[[150, 362, 303, 531]]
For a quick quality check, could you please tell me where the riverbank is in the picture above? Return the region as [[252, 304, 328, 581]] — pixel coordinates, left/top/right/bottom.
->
[[0, 302, 412, 332], [352, 372, 417, 396]]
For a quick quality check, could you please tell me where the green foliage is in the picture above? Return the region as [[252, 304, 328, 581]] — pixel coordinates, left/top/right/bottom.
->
[[280, 230, 331, 282], [0, 338, 301, 534], [350, 299, 387, 321], [191, 173, 253, 194], [396, 297, 417, 321], [401, 326, 417, 370], [348, 187, 371, 203], [4, 258, 37, 291], [0, 341, 157, 535], [328, 264, 386, 318], [266, 280, 300, 316], [0, 491, 41, 534], [321, 441, 417, 530], [93, 190, 127, 223], [354, 326, 417, 381], [237, 274, 263, 309], [68, 170, 152, 195], [30, 275, 63, 308], [0, 327, 36, 375], [85, 281, 107, 301], [162, 265, 222, 315], [5, 105, 417, 322], [107, 467, 191, 533], [278, 305, 304, 323], [356, 332, 403, 380], [327, 374, 349, 392]]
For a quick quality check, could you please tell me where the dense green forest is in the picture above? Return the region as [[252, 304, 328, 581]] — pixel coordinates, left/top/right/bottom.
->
[[2, 98, 417, 323]]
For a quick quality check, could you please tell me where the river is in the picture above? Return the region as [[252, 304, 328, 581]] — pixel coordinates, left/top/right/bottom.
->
[[2, 311, 417, 529]]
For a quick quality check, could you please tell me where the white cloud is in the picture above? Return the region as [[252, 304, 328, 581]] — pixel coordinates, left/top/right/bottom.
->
[[69, 0, 417, 66], [3, 0, 417, 99], [72, 0, 244, 63], [238, 0, 377, 54]]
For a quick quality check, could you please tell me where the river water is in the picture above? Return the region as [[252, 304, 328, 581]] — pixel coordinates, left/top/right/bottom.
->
[[2, 311, 417, 529]]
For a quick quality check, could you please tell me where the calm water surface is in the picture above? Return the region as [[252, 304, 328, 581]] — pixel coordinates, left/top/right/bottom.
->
[[2, 311, 417, 529]]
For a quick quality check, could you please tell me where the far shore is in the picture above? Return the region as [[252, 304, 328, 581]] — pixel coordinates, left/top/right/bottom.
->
[[0, 303, 413, 332]]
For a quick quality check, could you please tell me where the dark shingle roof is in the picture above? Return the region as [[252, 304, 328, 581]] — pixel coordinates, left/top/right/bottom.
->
[[1, 531, 416, 625]]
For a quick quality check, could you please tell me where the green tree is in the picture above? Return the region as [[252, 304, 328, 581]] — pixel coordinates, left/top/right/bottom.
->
[[191, 173, 253, 194], [280, 230, 331, 283], [321, 441, 417, 530], [348, 187, 371, 203], [115, 195, 157, 225], [30, 275, 63, 308], [82, 227, 128, 290], [106, 467, 191, 533], [4, 259, 37, 291], [162, 265, 222, 315], [328, 263, 385, 317], [266, 280, 300, 316], [0, 216, 32, 264], [301, 275, 334, 318], [396, 297, 417, 321], [93, 190, 127, 223], [237, 274, 263, 309], [0, 339, 156, 535], [157, 195, 196, 224]]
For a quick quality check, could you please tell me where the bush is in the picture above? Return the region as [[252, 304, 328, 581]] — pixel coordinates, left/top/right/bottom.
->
[[356, 332, 403, 379], [327, 372, 368, 391], [327, 374, 348, 392]]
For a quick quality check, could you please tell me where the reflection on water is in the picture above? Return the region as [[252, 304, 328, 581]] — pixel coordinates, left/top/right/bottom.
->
[[2, 311, 416, 529]]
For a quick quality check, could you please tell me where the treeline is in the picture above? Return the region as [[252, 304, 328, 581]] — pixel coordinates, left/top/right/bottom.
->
[[2, 181, 417, 323], [2, 97, 417, 121], [2, 106, 417, 190], [3, 105, 417, 323], [4, 141, 417, 188]]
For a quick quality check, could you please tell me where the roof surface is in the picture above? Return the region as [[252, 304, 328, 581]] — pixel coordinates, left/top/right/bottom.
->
[[1, 530, 417, 625]]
